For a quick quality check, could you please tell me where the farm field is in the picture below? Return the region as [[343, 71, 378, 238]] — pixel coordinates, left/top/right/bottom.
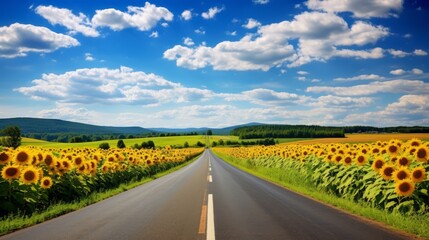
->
[[20, 135, 239, 148], [288, 133, 429, 145]]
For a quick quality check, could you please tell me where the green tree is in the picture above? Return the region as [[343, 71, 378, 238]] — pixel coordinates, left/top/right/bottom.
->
[[1, 126, 22, 149], [184, 141, 189, 148], [147, 140, 155, 149], [117, 139, 126, 148], [99, 142, 110, 150], [206, 129, 213, 135]]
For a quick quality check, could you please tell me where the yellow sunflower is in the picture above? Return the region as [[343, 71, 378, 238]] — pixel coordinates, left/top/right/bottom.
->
[[1, 165, 20, 180], [397, 155, 411, 167], [380, 165, 395, 181], [393, 167, 411, 182], [414, 147, 428, 162], [371, 158, 385, 172], [20, 166, 40, 185], [0, 151, 11, 165], [40, 176, 53, 189], [395, 179, 415, 197], [411, 167, 426, 183], [355, 154, 367, 166], [15, 150, 31, 165]]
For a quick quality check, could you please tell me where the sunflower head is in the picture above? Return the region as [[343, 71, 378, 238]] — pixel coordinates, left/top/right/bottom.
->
[[386, 144, 400, 156], [40, 176, 53, 189], [414, 147, 428, 162], [20, 166, 40, 185], [355, 154, 367, 166], [371, 158, 385, 172], [0, 151, 11, 165], [411, 167, 426, 183], [1, 165, 20, 180], [15, 150, 31, 165], [395, 179, 415, 197], [397, 155, 411, 167], [343, 156, 352, 166], [393, 167, 411, 182], [380, 165, 395, 181]]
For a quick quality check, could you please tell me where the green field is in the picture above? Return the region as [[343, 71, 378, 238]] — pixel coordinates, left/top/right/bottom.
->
[[20, 135, 239, 148]]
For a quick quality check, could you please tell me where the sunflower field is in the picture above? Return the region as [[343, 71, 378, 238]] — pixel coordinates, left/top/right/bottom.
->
[[0, 145, 202, 216], [215, 138, 429, 214]]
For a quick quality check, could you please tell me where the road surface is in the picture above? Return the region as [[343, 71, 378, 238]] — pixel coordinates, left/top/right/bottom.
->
[[1, 149, 410, 240]]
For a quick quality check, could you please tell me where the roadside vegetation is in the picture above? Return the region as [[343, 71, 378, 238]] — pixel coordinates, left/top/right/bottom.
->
[[213, 137, 429, 238]]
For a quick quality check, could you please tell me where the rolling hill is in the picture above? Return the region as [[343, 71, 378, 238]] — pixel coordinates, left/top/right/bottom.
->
[[0, 118, 154, 135]]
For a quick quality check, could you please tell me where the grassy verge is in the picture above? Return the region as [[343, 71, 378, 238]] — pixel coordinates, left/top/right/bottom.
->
[[213, 151, 429, 239], [0, 154, 201, 236]]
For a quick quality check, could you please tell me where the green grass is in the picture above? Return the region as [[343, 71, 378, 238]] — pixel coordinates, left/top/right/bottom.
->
[[21, 135, 239, 148], [0, 154, 201, 236], [212, 151, 429, 239]]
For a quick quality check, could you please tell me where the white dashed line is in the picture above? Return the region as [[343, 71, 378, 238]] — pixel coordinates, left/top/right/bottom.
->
[[207, 194, 215, 240]]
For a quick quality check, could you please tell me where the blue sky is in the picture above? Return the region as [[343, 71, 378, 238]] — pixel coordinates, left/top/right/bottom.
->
[[0, 0, 428, 128]]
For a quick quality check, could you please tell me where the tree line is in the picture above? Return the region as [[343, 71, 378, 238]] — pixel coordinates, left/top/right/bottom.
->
[[231, 125, 345, 139]]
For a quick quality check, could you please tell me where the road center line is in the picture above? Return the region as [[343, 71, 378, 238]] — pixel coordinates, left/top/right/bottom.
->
[[208, 175, 213, 183], [198, 205, 207, 234], [209, 167, 212, 172], [207, 194, 215, 240]]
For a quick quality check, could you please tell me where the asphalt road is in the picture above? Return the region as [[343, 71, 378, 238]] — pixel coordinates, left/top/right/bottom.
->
[[1, 149, 411, 240]]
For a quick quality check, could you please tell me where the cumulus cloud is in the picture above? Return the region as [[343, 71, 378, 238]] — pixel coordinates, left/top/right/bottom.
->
[[334, 74, 385, 81], [92, 2, 173, 31], [411, 68, 423, 75], [297, 71, 309, 75], [306, 0, 403, 18], [0, 23, 79, 58], [164, 11, 389, 70], [390, 69, 406, 75], [344, 95, 429, 125], [85, 53, 95, 61], [242, 18, 261, 29], [181, 10, 192, 20], [307, 79, 429, 96], [35, 5, 99, 37], [310, 95, 373, 108], [15, 66, 213, 105], [201, 6, 224, 20], [414, 49, 428, 56], [183, 37, 195, 46]]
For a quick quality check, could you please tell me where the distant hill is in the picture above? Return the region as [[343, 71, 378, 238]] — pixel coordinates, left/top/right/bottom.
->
[[150, 122, 262, 135], [0, 118, 154, 135]]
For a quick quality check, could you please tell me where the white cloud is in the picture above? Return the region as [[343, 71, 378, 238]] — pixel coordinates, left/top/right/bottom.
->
[[344, 95, 429, 125], [35, 5, 99, 37], [201, 6, 224, 20], [311, 95, 373, 108], [242, 18, 261, 29], [183, 37, 195, 46], [297, 71, 309, 75], [334, 74, 385, 81], [387, 49, 409, 57], [226, 31, 237, 36], [181, 10, 192, 20], [92, 2, 173, 31], [390, 69, 406, 75], [195, 28, 205, 35], [253, 0, 270, 4], [306, 0, 403, 18], [0, 23, 79, 58], [307, 79, 429, 96], [164, 11, 389, 70], [15, 66, 214, 105], [411, 68, 423, 75], [85, 53, 95, 61], [414, 49, 428, 56], [37, 103, 96, 122], [149, 31, 158, 38]]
